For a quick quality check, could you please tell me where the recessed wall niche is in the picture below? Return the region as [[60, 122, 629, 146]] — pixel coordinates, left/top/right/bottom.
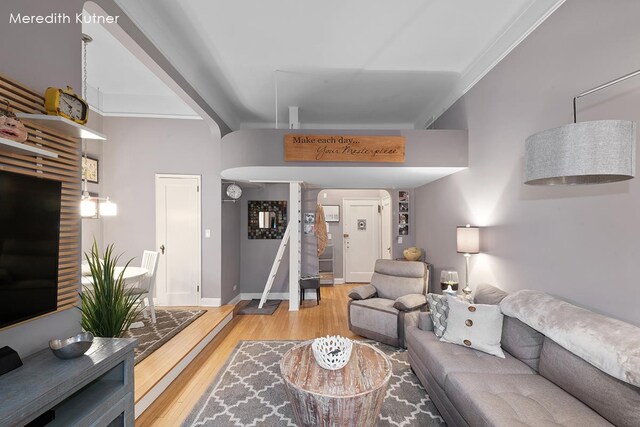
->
[[248, 200, 287, 239]]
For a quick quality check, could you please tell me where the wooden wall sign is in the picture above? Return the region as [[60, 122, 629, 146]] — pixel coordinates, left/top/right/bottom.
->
[[284, 134, 405, 163]]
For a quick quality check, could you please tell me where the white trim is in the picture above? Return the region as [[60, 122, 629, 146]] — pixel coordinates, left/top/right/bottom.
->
[[289, 183, 301, 311], [227, 294, 241, 305], [418, 0, 566, 128], [200, 298, 221, 307], [334, 278, 346, 285], [240, 292, 289, 300], [134, 312, 233, 418], [89, 105, 202, 120]]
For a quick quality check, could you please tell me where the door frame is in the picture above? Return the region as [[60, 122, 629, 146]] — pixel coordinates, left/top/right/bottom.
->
[[380, 193, 392, 260], [155, 173, 202, 306], [342, 198, 382, 283]]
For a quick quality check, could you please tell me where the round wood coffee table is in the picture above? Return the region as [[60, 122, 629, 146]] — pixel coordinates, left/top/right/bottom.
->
[[280, 340, 392, 427]]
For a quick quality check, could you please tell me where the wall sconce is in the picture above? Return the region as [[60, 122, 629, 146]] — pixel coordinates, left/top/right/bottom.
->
[[457, 224, 480, 296], [525, 69, 638, 185]]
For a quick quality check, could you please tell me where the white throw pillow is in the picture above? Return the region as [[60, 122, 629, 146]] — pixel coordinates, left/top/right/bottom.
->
[[441, 294, 505, 358]]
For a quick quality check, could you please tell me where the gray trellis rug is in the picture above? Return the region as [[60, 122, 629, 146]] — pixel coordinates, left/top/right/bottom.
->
[[123, 309, 205, 364], [182, 340, 445, 426]]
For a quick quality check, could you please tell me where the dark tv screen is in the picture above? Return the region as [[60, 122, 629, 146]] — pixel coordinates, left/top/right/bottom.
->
[[0, 170, 61, 328]]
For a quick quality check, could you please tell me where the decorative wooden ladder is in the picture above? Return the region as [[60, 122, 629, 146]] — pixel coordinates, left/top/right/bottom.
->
[[259, 222, 291, 309]]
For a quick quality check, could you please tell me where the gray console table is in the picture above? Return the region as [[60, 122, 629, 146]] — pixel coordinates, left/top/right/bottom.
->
[[0, 337, 137, 427]]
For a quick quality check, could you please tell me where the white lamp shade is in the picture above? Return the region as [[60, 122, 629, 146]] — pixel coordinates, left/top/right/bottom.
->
[[457, 225, 479, 254], [81, 198, 97, 217], [525, 120, 636, 185], [99, 199, 118, 216]]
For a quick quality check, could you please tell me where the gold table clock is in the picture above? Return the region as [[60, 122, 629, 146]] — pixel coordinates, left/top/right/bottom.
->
[[44, 86, 89, 125]]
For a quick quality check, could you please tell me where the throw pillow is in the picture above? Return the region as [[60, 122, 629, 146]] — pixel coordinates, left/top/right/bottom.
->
[[441, 295, 505, 358], [426, 293, 449, 337]]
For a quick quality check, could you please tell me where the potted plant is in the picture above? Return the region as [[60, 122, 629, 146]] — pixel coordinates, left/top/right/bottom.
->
[[78, 241, 141, 337]]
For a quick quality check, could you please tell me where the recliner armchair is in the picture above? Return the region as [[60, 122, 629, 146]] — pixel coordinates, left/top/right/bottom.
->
[[348, 259, 429, 348]]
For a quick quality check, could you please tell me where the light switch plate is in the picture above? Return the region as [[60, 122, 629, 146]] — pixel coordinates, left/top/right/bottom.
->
[[397, 236, 403, 244], [205, 229, 211, 238]]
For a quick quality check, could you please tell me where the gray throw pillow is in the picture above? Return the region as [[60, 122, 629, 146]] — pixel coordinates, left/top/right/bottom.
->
[[426, 293, 449, 337]]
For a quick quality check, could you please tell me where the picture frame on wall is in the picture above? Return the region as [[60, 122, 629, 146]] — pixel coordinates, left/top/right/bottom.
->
[[323, 205, 340, 222], [82, 156, 99, 184], [399, 224, 409, 235], [399, 190, 409, 202], [399, 202, 408, 212]]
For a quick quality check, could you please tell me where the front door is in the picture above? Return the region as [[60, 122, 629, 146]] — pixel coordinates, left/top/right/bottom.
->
[[155, 174, 201, 306], [344, 199, 380, 282]]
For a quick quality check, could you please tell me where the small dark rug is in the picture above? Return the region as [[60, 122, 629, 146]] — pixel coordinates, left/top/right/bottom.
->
[[182, 340, 445, 426], [237, 299, 281, 315], [123, 308, 205, 364]]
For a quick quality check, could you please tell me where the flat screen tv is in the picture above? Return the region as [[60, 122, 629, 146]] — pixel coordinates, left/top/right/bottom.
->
[[0, 170, 61, 328]]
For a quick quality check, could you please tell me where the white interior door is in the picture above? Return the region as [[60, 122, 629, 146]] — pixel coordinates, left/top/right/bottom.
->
[[155, 174, 201, 306], [344, 199, 381, 283], [381, 194, 392, 259]]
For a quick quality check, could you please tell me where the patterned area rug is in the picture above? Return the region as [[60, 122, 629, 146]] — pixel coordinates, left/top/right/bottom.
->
[[182, 340, 445, 426], [123, 309, 205, 364]]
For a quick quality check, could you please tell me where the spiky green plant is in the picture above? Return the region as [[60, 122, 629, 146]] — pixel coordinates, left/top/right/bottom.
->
[[78, 240, 142, 337]]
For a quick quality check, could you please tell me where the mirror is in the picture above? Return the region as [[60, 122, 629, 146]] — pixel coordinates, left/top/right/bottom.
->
[[258, 211, 277, 229]]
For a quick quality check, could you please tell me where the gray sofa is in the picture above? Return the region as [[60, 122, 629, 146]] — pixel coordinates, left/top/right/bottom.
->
[[407, 284, 640, 427]]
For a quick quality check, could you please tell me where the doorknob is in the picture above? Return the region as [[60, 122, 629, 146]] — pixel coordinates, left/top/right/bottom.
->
[[160, 244, 165, 254]]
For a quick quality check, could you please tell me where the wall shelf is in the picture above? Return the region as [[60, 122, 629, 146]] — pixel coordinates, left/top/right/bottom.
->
[[0, 136, 58, 158], [16, 113, 107, 140]]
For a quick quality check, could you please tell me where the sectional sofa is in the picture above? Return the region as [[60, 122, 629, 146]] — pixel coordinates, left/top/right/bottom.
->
[[406, 284, 640, 426]]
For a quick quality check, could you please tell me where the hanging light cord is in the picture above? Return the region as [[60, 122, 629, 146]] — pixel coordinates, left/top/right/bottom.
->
[[81, 35, 91, 198], [573, 68, 640, 123]]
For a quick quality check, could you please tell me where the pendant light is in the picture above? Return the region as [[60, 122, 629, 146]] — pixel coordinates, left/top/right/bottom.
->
[[525, 70, 638, 185], [80, 33, 117, 218]]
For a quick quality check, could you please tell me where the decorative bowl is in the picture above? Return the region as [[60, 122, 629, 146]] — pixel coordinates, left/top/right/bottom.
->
[[49, 332, 94, 359], [311, 335, 353, 370], [403, 247, 422, 261]]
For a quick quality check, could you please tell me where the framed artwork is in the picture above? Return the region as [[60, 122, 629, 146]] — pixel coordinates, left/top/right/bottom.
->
[[82, 156, 99, 184], [304, 213, 315, 224], [248, 200, 287, 239], [303, 224, 315, 235], [399, 190, 409, 202], [399, 224, 409, 235], [399, 202, 409, 212], [323, 205, 340, 222]]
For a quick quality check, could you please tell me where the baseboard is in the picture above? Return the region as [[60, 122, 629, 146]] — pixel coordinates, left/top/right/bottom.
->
[[200, 298, 221, 307], [334, 278, 346, 285], [227, 294, 241, 306], [239, 292, 289, 300], [134, 311, 233, 418]]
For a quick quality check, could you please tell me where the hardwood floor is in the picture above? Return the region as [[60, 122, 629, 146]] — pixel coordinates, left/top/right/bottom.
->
[[136, 284, 359, 426]]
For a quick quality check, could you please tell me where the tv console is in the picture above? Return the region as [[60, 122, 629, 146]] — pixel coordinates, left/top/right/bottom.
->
[[0, 337, 136, 427]]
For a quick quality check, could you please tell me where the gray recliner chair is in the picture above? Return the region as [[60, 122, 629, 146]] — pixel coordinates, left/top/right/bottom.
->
[[348, 259, 429, 348]]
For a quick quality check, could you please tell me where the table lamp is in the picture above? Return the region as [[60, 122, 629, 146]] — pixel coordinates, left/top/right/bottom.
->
[[457, 224, 480, 297]]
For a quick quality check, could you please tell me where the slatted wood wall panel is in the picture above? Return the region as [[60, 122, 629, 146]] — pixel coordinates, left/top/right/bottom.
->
[[0, 73, 81, 317]]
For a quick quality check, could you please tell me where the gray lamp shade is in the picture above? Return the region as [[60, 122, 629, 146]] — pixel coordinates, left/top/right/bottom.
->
[[525, 120, 636, 185], [457, 225, 479, 254]]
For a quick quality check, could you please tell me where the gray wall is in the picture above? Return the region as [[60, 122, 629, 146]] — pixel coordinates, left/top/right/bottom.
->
[[101, 117, 224, 299], [221, 191, 241, 303], [239, 184, 290, 294], [415, 0, 640, 325], [0, 0, 85, 357]]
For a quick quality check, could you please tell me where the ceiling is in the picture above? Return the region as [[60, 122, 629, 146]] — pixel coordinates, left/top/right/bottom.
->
[[107, 0, 564, 129], [82, 14, 198, 118]]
